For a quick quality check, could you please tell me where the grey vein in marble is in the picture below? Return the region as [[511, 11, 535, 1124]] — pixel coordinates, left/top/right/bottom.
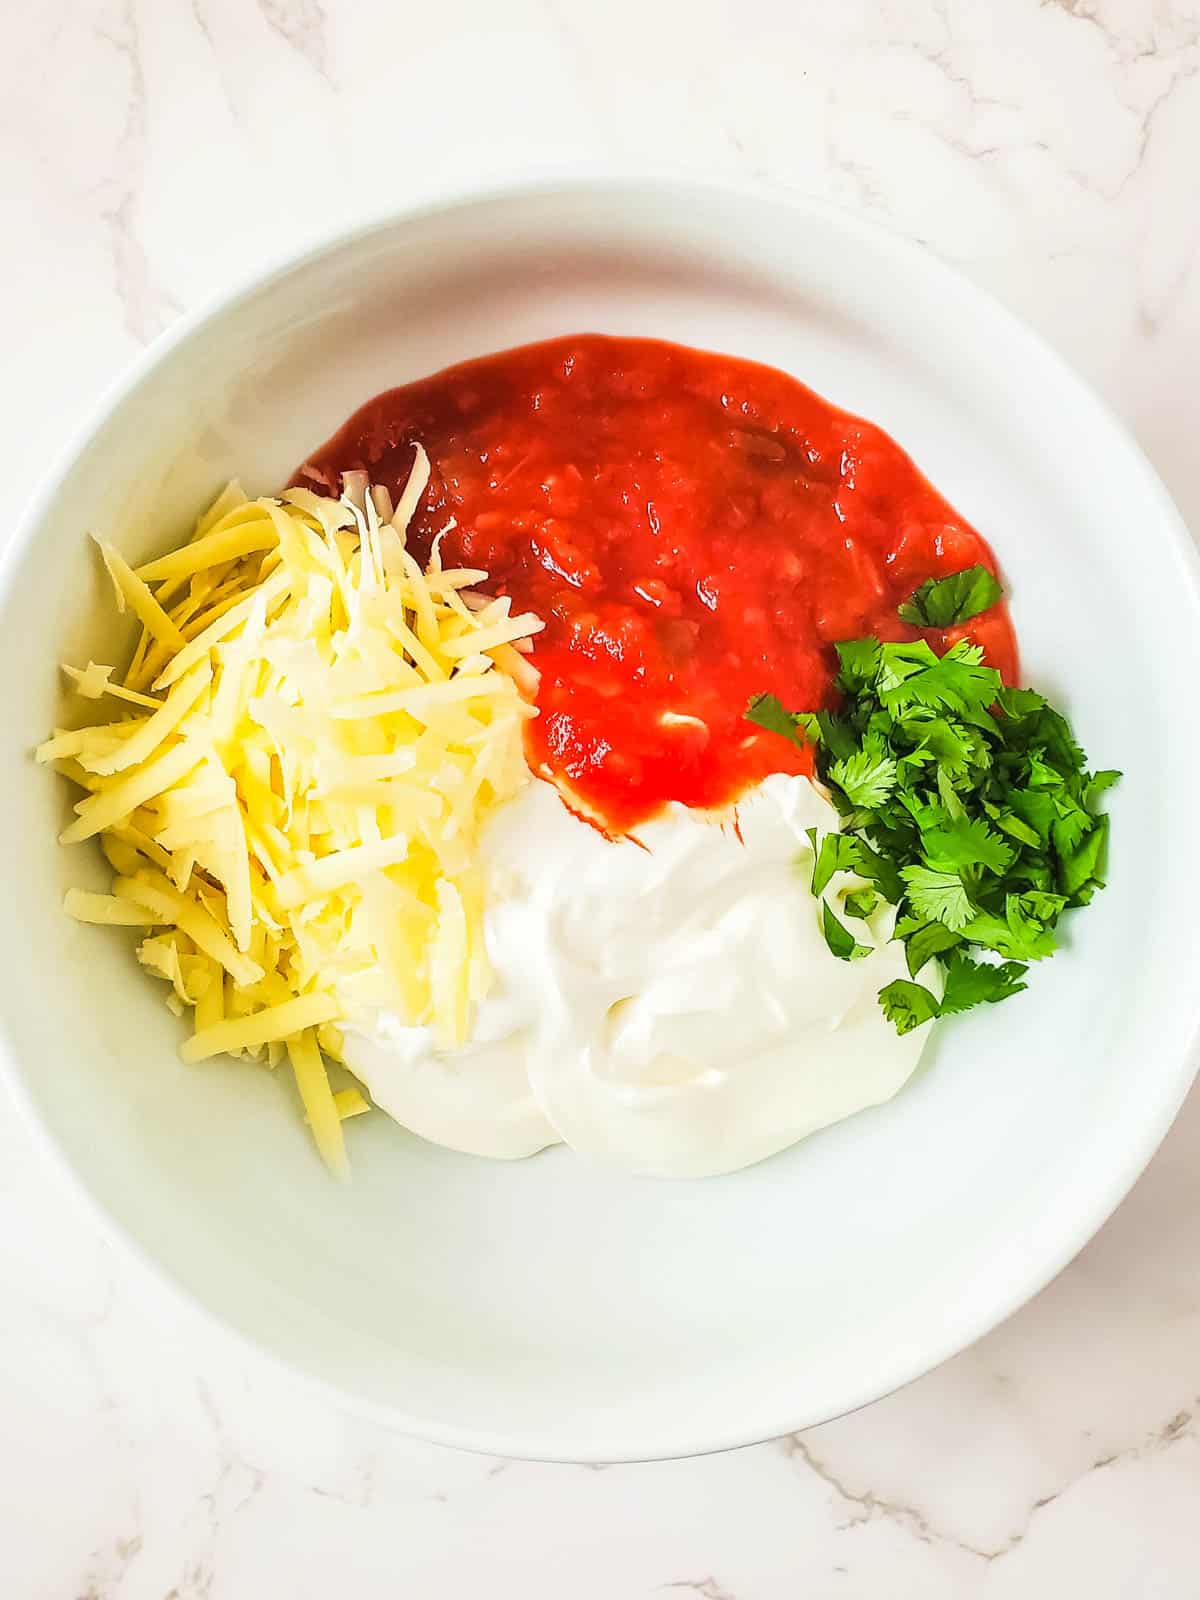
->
[[94, 0, 180, 344], [256, 0, 331, 81], [780, 1400, 1199, 1565]]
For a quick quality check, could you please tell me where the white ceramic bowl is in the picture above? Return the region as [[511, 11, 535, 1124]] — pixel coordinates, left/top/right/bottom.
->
[[4, 176, 1199, 1462]]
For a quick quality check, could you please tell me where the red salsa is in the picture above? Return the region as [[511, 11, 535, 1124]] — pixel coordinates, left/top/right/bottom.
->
[[296, 335, 1017, 833]]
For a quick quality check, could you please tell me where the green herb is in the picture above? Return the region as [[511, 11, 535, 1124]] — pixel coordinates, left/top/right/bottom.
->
[[843, 888, 878, 921], [899, 919, 962, 976], [880, 952, 1028, 1032], [878, 979, 941, 1035], [938, 952, 1028, 1014], [900, 865, 974, 931], [804, 828, 860, 896], [897, 564, 1003, 628], [747, 609, 1118, 1033], [920, 815, 1013, 876], [745, 691, 804, 746], [821, 900, 871, 962], [828, 733, 898, 809]]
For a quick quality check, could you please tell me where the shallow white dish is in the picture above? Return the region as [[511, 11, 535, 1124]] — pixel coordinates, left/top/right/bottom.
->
[[2, 175, 1199, 1462]]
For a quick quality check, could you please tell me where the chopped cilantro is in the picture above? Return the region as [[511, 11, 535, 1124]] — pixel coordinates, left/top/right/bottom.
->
[[821, 900, 872, 962], [962, 900, 1058, 961], [843, 888, 878, 921], [854, 836, 906, 904], [938, 952, 1028, 1014], [834, 638, 882, 693], [828, 733, 898, 810], [1085, 770, 1121, 811], [878, 639, 1001, 716], [996, 685, 1045, 719], [746, 601, 1118, 1034], [1060, 814, 1109, 897], [806, 829, 864, 897], [990, 808, 1041, 849], [879, 979, 940, 1035], [898, 565, 1003, 628], [1050, 797, 1091, 856], [745, 691, 804, 746], [901, 920, 961, 977], [1026, 751, 1065, 789], [920, 814, 1014, 876], [901, 865, 974, 931], [1008, 787, 1057, 843]]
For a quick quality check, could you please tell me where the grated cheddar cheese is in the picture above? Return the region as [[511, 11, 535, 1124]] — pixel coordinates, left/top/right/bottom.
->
[[41, 452, 543, 1174]]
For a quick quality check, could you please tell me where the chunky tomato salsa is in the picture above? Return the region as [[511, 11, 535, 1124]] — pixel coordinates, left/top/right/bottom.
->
[[296, 335, 1017, 832]]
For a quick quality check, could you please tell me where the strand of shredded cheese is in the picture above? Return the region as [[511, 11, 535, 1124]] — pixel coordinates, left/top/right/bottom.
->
[[42, 455, 543, 1173]]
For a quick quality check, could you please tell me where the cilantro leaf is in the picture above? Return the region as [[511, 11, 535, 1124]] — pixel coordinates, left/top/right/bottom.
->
[[745, 692, 805, 746], [996, 686, 1046, 721], [1020, 889, 1067, 921], [898, 565, 1004, 628], [1004, 702, 1084, 774], [936, 764, 968, 819], [1050, 797, 1092, 856], [938, 952, 1028, 1015], [806, 829, 864, 897], [920, 815, 1015, 876], [896, 791, 945, 832], [854, 837, 905, 905], [1060, 814, 1108, 898], [962, 898, 1058, 961], [820, 900, 872, 962], [811, 710, 860, 762], [990, 808, 1041, 849], [1085, 769, 1122, 809], [1026, 750, 1065, 789], [908, 714, 987, 781], [878, 639, 1002, 716], [746, 697, 860, 763], [875, 640, 940, 698], [828, 733, 898, 810], [843, 888, 878, 921], [903, 920, 962, 976], [878, 979, 940, 1035], [834, 638, 882, 694], [900, 865, 975, 931], [1007, 787, 1057, 844]]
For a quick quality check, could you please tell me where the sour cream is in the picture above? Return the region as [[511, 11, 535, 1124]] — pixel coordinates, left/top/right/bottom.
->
[[342, 775, 932, 1177]]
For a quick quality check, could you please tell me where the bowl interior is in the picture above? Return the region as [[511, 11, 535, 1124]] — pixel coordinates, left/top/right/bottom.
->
[[2, 180, 1198, 1460]]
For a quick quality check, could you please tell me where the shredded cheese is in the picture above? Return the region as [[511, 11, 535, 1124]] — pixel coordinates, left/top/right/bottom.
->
[[94, 539, 186, 653], [183, 992, 340, 1064], [62, 662, 165, 710], [333, 1086, 370, 1120], [42, 457, 542, 1172], [63, 889, 165, 927], [287, 1027, 348, 1178]]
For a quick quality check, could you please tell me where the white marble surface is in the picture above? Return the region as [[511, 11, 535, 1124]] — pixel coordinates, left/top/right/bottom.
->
[[3, 0, 1200, 1593]]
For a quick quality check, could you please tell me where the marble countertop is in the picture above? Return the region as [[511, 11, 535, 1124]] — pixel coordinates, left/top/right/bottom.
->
[[4, 0, 1200, 1594]]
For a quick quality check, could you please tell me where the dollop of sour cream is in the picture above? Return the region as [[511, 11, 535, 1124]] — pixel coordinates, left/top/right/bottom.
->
[[342, 775, 932, 1177]]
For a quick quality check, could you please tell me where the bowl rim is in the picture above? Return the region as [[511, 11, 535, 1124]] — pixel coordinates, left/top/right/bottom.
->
[[3, 168, 1199, 1463]]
